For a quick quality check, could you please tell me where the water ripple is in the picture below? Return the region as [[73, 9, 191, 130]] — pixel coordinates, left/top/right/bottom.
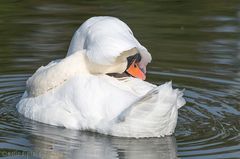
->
[[0, 0, 240, 158]]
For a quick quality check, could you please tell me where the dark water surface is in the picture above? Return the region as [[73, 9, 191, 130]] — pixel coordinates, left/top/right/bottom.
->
[[0, 0, 240, 158]]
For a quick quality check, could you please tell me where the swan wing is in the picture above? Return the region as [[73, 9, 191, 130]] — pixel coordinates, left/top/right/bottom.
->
[[110, 82, 185, 138]]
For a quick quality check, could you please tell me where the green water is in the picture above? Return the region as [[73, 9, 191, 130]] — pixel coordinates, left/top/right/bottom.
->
[[0, 0, 239, 158]]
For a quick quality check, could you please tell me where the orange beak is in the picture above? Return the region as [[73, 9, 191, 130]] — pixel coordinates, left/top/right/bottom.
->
[[126, 60, 146, 80]]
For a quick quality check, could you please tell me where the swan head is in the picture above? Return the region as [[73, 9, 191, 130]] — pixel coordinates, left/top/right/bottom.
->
[[67, 16, 152, 80], [125, 53, 146, 80]]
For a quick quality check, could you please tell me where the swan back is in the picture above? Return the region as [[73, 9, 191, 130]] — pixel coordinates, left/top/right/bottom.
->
[[26, 51, 89, 97]]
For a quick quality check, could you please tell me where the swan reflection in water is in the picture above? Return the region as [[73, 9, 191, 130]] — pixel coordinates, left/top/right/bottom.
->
[[22, 118, 178, 159]]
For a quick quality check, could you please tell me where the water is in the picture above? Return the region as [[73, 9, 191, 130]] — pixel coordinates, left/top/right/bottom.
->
[[0, 0, 239, 158]]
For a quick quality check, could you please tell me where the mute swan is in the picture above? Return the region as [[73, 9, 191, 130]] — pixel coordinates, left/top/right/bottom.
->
[[17, 16, 185, 138]]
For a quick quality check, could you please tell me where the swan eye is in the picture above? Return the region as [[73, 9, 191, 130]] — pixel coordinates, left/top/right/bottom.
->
[[126, 53, 142, 68]]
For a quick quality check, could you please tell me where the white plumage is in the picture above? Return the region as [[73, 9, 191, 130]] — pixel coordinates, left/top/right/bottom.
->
[[67, 16, 151, 73], [17, 16, 185, 138]]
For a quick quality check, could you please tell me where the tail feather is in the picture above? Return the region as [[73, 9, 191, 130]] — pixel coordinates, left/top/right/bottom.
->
[[109, 82, 185, 138]]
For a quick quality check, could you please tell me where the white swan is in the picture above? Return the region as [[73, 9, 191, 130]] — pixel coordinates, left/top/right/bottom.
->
[[17, 16, 185, 138]]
